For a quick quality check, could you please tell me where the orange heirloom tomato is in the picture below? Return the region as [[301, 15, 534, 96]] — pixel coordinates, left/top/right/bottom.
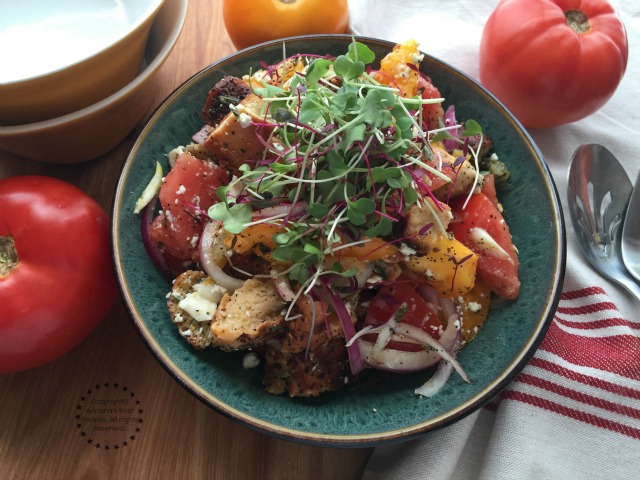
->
[[479, 0, 628, 129], [223, 0, 350, 50]]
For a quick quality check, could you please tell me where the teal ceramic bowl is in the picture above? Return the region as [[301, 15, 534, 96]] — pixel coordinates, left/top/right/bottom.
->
[[112, 35, 566, 446]]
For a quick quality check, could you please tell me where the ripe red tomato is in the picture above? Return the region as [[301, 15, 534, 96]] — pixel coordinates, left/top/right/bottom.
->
[[149, 152, 229, 263], [0, 176, 117, 374], [363, 280, 443, 352], [418, 75, 445, 131], [479, 0, 628, 128], [223, 0, 350, 50], [448, 192, 520, 300]]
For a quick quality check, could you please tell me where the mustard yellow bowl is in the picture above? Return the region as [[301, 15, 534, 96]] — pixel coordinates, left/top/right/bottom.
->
[[0, 0, 165, 125], [0, 0, 186, 164]]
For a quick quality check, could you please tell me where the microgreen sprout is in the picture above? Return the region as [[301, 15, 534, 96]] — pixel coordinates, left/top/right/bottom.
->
[[208, 40, 486, 292]]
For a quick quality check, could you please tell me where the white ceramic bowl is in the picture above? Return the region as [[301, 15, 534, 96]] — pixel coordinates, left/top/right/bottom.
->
[[0, 0, 165, 125], [0, 0, 186, 164]]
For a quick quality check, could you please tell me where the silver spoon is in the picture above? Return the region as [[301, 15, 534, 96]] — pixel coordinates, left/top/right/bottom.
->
[[621, 170, 640, 282], [567, 144, 640, 302]]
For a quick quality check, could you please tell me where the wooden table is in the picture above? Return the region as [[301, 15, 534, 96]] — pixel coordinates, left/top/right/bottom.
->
[[0, 1, 372, 478]]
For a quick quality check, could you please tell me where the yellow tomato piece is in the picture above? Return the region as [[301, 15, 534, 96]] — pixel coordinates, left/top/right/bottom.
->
[[279, 58, 306, 87], [225, 223, 279, 255], [337, 237, 398, 261], [404, 235, 478, 297], [375, 39, 422, 98], [458, 282, 491, 346]]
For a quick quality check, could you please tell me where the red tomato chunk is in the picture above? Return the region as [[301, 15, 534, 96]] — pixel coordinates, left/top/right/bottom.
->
[[150, 152, 229, 263]]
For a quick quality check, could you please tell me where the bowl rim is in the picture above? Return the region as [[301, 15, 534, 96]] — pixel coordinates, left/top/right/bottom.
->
[[0, 0, 166, 86], [0, 0, 186, 135], [112, 33, 566, 446]]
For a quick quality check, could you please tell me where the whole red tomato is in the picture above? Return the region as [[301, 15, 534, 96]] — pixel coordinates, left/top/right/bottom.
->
[[0, 176, 117, 374], [223, 0, 350, 50], [479, 0, 628, 128]]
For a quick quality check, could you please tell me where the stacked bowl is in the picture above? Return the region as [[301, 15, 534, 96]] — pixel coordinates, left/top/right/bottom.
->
[[0, 0, 188, 164]]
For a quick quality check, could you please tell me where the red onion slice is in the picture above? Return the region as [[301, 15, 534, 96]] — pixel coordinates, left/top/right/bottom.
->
[[274, 274, 296, 302], [393, 323, 469, 383], [139, 197, 171, 277], [469, 227, 514, 263], [415, 357, 454, 396], [253, 203, 307, 220], [192, 124, 213, 145], [359, 340, 442, 372], [415, 327, 462, 397], [358, 302, 458, 373], [327, 288, 365, 375], [199, 221, 243, 291]]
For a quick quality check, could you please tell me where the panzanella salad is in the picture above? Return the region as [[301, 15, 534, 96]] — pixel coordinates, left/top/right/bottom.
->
[[135, 40, 520, 398]]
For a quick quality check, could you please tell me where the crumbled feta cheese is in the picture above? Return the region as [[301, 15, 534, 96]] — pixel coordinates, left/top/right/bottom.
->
[[237, 112, 252, 128], [176, 184, 186, 195], [399, 243, 417, 256], [409, 52, 424, 63], [165, 210, 176, 231], [178, 281, 228, 322], [242, 352, 260, 369], [397, 65, 411, 78], [467, 301, 482, 313]]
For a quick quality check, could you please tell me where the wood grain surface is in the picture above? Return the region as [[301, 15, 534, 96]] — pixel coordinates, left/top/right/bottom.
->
[[0, 1, 373, 478]]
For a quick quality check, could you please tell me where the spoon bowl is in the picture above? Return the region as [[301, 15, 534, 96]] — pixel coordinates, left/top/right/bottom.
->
[[567, 144, 640, 301], [621, 171, 640, 282]]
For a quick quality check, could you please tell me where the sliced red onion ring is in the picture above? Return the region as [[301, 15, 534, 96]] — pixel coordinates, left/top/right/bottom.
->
[[199, 221, 243, 291], [371, 304, 404, 361], [415, 328, 461, 397], [416, 283, 440, 306], [392, 323, 469, 383], [469, 227, 514, 263], [327, 288, 365, 375], [353, 262, 374, 289], [139, 197, 170, 277], [274, 274, 296, 302], [359, 340, 442, 372], [358, 304, 458, 373], [442, 105, 461, 151], [253, 203, 307, 220], [192, 124, 213, 145], [414, 298, 466, 395]]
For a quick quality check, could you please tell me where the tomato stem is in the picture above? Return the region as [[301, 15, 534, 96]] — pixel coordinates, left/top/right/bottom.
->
[[0, 235, 19, 277], [566, 10, 591, 34]]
